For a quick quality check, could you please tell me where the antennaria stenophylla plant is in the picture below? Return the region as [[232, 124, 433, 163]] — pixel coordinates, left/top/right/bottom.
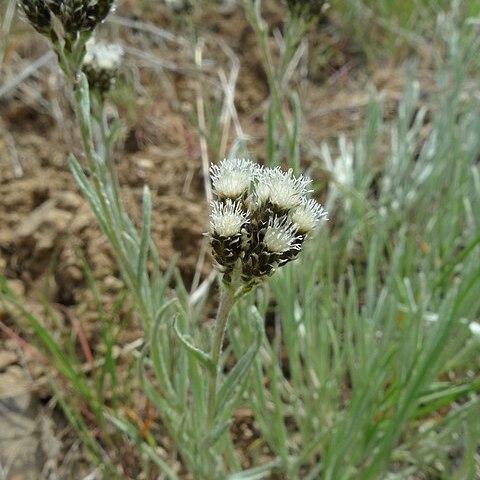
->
[[10, 1, 327, 477], [2, 0, 479, 478]]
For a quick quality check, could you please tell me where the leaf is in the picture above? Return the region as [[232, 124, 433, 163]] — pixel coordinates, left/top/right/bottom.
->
[[201, 419, 231, 449], [215, 306, 263, 414], [174, 318, 215, 375], [150, 300, 177, 399], [76, 72, 93, 142], [69, 154, 110, 237], [138, 343, 179, 426], [289, 91, 301, 172], [137, 186, 152, 291], [226, 459, 282, 480], [106, 415, 180, 480], [266, 102, 276, 164]]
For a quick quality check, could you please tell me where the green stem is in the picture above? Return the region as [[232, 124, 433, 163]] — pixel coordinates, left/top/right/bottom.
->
[[91, 92, 123, 224], [71, 84, 153, 327], [206, 284, 237, 426], [55, 35, 153, 328]]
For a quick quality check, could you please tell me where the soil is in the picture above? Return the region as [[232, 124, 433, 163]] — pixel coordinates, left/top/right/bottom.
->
[[0, 0, 419, 478]]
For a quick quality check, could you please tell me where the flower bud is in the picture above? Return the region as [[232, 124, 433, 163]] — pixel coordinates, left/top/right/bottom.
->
[[18, 0, 53, 35], [58, 0, 116, 34], [82, 41, 123, 93], [18, 0, 116, 36]]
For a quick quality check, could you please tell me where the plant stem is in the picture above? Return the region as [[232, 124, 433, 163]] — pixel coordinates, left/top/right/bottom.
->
[[59, 39, 153, 328], [91, 92, 123, 223], [207, 284, 237, 426]]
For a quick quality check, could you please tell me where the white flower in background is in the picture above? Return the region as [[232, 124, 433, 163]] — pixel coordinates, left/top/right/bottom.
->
[[83, 41, 124, 71], [291, 198, 328, 234], [320, 136, 355, 213], [82, 40, 124, 93], [210, 158, 258, 200], [264, 217, 299, 253], [469, 322, 480, 341], [255, 167, 311, 211], [209, 200, 248, 237]]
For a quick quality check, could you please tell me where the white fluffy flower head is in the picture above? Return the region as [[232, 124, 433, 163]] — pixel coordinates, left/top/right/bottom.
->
[[83, 41, 124, 71], [210, 200, 248, 237], [210, 158, 258, 200], [255, 167, 312, 211], [291, 198, 328, 234], [264, 217, 299, 253]]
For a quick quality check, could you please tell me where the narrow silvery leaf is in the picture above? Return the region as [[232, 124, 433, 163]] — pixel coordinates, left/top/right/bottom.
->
[[215, 307, 263, 413], [69, 154, 110, 237], [150, 300, 177, 399], [76, 72, 93, 144], [174, 318, 216, 374], [226, 459, 282, 479], [106, 414, 138, 437], [137, 186, 152, 292], [138, 344, 179, 425], [121, 231, 139, 264], [266, 102, 275, 164], [201, 419, 231, 449], [186, 353, 207, 425], [106, 415, 180, 480], [290, 92, 301, 173]]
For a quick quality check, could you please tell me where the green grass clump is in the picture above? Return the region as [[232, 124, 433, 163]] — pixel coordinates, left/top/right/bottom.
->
[[228, 8, 480, 478], [331, 0, 480, 60]]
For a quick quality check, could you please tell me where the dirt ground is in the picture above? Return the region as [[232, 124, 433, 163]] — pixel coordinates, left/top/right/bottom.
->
[[0, 1, 419, 478]]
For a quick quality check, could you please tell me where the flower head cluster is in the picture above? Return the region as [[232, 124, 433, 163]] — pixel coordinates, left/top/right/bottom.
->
[[17, 0, 52, 35], [82, 40, 123, 94], [18, 0, 115, 36], [208, 158, 327, 287]]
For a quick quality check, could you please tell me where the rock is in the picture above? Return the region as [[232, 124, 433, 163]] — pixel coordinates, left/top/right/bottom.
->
[[0, 365, 57, 479]]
